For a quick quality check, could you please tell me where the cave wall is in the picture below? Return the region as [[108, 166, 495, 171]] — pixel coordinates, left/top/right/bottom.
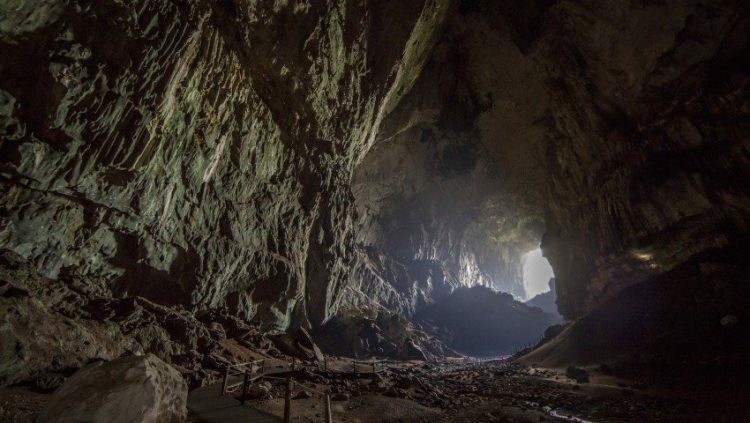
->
[[0, 0, 450, 329], [536, 0, 750, 318], [354, 0, 749, 319]]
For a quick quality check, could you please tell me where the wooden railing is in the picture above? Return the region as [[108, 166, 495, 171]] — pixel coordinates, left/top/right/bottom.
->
[[264, 375, 332, 423], [221, 357, 393, 397], [217, 355, 514, 422], [220, 359, 266, 396], [318, 357, 390, 374]]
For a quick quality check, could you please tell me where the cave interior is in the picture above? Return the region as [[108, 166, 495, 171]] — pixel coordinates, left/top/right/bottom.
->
[[0, 0, 749, 421]]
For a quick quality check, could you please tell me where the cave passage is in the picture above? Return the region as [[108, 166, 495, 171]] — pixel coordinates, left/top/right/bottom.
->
[[1, 1, 748, 421]]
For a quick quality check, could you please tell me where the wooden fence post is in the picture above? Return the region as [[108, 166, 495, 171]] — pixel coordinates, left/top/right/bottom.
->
[[260, 359, 265, 375], [323, 357, 328, 373], [324, 394, 333, 423], [283, 377, 292, 423], [292, 357, 296, 372], [353, 361, 357, 376], [372, 361, 376, 373], [241, 369, 249, 404], [221, 366, 230, 396]]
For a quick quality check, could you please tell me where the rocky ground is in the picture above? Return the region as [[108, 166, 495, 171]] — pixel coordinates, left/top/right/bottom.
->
[[2, 248, 747, 422], [3, 352, 748, 422], [218, 360, 749, 423]]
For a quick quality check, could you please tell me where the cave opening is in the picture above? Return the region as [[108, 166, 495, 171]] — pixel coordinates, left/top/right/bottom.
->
[[521, 248, 554, 300]]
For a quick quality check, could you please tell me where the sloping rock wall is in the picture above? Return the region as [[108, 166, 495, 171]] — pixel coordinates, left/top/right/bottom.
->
[[0, 0, 450, 329]]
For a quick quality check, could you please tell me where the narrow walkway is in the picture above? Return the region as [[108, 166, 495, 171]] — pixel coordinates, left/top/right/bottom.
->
[[188, 384, 281, 423], [187, 358, 391, 422], [188, 364, 291, 423]]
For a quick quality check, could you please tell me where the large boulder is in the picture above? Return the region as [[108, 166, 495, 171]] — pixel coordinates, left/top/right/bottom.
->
[[269, 328, 324, 362], [0, 286, 143, 386], [245, 381, 273, 400], [37, 354, 187, 423]]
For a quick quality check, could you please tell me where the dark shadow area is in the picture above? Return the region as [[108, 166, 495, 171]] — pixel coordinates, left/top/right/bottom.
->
[[522, 239, 750, 390], [415, 286, 562, 356]]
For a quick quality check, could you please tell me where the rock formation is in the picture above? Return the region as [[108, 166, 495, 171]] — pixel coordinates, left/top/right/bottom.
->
[[415, 286, 561, 356], [314, 306, 457, 360], [37, 354, 187, 423], [0, 0, 748, 396], [0, 0, 450, 332], [525, 278, 561, 318]]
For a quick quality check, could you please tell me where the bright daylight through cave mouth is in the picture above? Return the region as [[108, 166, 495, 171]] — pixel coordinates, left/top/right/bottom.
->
[[1, 2, 749, 422], [522, 248, 555, 301]]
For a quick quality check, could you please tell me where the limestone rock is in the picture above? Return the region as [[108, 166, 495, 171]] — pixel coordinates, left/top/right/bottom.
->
[[331, 392, 350, 401], [565, 367, 590, 384], [314, 308, 451, 360], [38, 354, 187, 423], [0, 0, 451, 332], [246, 381, 272, 400], [269, 329, 324, 362], [0, 280, 143, 385]]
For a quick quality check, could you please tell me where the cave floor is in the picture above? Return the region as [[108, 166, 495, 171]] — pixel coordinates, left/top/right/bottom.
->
[[2, 361, 747, 422], [242, 361, 747, 423]]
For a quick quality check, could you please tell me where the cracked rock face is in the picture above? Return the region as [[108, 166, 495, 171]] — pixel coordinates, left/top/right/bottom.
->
[[0, 0, 449, 330], [0, 0, 749, 379]]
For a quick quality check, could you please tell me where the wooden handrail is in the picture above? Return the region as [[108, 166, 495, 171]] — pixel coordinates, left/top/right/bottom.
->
[[317, 358, 391, 375], [279, 376, 332, 423], [221, 359, 267, 395], [283, 377, 292, 423]]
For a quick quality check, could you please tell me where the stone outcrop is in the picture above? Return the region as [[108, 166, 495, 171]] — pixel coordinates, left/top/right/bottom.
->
[[37, 354, 187, 423], [268, 327, 324, 362], [531, 1, 750, 320], [0, 249, 289, 389], [314, 306, 456, 360], [356, 0, 750, 322], [350, 0, 749, 369], [415, 286, 561, 356], [0, 252, 143, 386]]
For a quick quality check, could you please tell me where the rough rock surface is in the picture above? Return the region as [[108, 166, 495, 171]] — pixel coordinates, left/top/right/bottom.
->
[[268, 327, 324, 362], [0, 252, 143, 386], [0, 249, 289, 389], [37, 353, 187, 423], [314, 306, 456, 360], [0, 0, 450, 331]]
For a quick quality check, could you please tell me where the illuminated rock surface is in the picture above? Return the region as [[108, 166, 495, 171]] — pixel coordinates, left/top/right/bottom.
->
[[37, 354, 187, 423]]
